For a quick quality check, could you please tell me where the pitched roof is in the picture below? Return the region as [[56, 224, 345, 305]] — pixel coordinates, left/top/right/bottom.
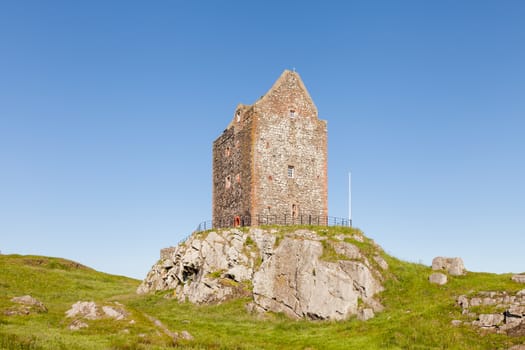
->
[[255, 69, 315, 109]]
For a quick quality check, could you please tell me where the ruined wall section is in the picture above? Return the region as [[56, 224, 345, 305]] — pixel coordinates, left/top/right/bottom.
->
[[252, 71, 328, 219], [212, 105, 255, 226]]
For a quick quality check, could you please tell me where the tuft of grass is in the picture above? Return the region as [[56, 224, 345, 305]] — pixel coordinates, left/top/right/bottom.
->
[[244, 236, 255, 247], [0, 333, 43, 350], [319, 240, 349, 262], [207, 270, 225, 279]]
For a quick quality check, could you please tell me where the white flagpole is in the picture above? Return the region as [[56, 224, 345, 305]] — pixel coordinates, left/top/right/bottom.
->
[[348, 172, 352, 227]]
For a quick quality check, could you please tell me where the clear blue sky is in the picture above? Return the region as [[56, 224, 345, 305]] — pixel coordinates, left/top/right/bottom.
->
[[1, 1, 524, 279]]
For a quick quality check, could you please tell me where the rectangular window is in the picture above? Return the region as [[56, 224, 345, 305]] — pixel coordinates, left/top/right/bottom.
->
[[225, 175, 231, 189], [287, 165, 294, 178]]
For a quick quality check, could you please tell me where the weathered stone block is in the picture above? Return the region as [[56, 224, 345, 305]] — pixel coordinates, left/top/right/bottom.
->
[[477, 313, 504, 327], [431, 257, 466, 276], [429, 272, 447, 285]]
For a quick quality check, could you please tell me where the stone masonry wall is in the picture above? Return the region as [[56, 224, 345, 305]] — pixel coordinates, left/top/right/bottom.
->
[[252, 71, 327, 219], [212, 70, 328, 226], [212, 105, 255, 226]]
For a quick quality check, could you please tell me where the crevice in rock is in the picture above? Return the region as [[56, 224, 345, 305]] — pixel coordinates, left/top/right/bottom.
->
[[182, 266, 199, 283], [306, 312, 323, 320]]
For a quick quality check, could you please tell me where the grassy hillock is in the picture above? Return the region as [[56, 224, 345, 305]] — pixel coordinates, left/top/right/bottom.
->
[[1, 226, 524, 349]]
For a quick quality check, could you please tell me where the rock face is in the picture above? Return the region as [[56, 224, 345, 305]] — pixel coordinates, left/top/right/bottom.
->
[[432, 257, 466, 276], [138, 227, 386, 320]]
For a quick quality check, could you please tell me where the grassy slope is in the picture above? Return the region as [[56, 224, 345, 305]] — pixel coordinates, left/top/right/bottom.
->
[[0, 255, 176, 349], [1, 227, 524, 350]]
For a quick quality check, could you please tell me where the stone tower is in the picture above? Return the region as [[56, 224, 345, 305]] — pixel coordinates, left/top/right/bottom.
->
[[212, 70, 327, 227]]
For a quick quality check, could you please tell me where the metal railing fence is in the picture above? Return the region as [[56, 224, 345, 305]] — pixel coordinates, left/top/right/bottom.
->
[[193, 214, 351, 233]]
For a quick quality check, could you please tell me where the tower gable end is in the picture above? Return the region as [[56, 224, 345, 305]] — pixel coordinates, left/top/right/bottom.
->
[[254, 70, 319, 121]]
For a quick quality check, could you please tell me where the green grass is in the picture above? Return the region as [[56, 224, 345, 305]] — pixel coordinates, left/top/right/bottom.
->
[[1, 227, 525, 349], [207, 270, 225, 279], [0, 255, 174, 349], [319, 240, 349, 262]]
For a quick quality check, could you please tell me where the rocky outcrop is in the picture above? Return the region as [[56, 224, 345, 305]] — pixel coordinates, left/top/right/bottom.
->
[[432, 257, 466, 276], [138, 227, 386, 320], [5, 295, 47, 316], [65, 301, 130, 330], [102, 305, 128, 320], [138, 229, 254, 304], [66, 301, 100, 320], [512, 275, 525, 284], [456, 290, 525, 335]]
